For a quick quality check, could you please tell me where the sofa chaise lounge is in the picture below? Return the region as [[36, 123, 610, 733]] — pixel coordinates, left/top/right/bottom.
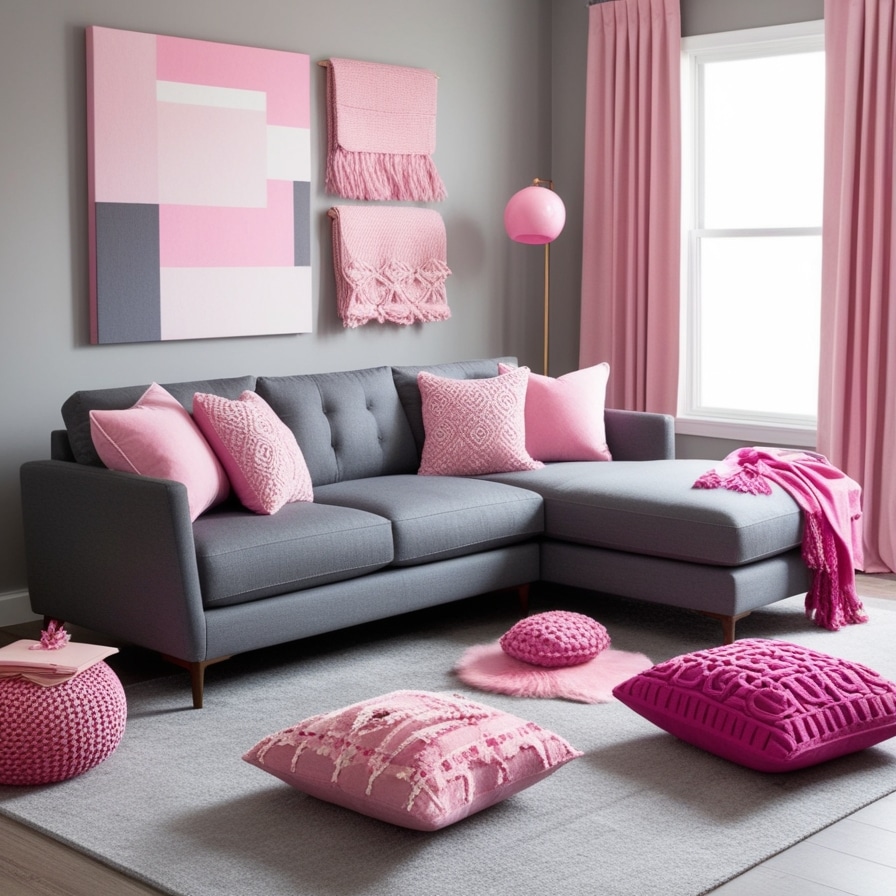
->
[[19, 358, 810, 708]]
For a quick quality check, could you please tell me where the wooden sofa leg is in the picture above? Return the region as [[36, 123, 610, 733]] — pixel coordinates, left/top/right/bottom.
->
[[699, 611, 751, 645], [162, 655, 232, 709], [515, 583, 530, 616]]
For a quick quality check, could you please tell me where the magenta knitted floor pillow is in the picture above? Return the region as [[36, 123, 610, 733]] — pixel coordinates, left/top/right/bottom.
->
[[0, 661, 127, 785]]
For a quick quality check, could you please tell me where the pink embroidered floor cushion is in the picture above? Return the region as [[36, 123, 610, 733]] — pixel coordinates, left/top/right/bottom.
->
[[0, 662, 127, 785], [500, 611, 611, 667], [193, 390, 313, 515], [417, 367, 543, 476], [613, 639, 896, 772], [242, 690, 581, 830]]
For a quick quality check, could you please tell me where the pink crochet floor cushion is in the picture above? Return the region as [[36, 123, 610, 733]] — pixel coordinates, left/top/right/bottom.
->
[[0, 662, 127, 786], [500, 610, 611, 667], [613, 639, 896, 772]]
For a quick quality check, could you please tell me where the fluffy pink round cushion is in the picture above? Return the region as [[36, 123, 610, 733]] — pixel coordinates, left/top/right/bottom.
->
[[0, 662, 127, 786], [500, 611, 611, 668]]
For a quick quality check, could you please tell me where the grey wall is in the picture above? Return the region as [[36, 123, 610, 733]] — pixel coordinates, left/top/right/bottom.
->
[[0, 0, 550, 608]]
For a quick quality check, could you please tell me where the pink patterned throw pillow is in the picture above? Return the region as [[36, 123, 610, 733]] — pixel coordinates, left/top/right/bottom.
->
[[242, 690, 581, 830], [613, 639, 896, 772], [500, 611, 611, 668], [193, 391, 313, 515], [89, 383, 229, 521], [417, 366, 544, 476], [499, 362, 612, 462]]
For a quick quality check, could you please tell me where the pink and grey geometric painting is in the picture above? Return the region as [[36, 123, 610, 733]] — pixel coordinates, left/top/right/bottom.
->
[[86, 26, 311, 343]]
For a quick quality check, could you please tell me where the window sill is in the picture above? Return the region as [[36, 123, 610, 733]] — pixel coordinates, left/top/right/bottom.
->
[[675, 416, 816, 449]]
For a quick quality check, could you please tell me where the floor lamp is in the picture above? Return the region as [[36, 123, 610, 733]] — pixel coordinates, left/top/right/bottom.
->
[[504, 178, 566, 376]]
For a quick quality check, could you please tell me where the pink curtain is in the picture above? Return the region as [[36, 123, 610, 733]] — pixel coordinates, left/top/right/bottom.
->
[[579, 0, 681, 414], [819, 0, 896, 573]]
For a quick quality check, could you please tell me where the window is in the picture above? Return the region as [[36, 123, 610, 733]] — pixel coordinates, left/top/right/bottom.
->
[[679, 21, 825, 445]]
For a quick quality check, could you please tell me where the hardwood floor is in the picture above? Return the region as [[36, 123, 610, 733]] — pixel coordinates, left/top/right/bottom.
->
[[2, 574, 895, 896]]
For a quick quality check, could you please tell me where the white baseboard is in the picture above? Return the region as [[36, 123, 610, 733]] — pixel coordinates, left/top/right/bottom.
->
[[0, 590, 40, 628]]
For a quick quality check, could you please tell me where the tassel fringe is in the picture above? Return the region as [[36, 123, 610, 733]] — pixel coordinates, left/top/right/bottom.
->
[[327, 147, 447, 202]]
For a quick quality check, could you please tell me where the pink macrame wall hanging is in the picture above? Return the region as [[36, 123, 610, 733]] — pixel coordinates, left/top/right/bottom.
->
[[325, 58, 446, 202], [329, 206, 451, 327]]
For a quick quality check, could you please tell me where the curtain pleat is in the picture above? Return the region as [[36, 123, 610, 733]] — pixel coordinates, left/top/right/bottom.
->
[[819, 0, 896, 572], [579, 0, 681, 414]]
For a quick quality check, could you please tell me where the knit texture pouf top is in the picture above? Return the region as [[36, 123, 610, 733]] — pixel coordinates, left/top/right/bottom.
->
[[500, 611, 611, 668], [0, 661, 127, 785]]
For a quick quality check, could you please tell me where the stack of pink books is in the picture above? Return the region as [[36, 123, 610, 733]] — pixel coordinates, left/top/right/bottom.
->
[[0, 639, 118, 686]]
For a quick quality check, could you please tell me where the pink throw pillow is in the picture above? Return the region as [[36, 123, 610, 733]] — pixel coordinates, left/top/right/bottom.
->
[[193, 391, 313, 515], [243, 690, 581, 830], [500, 611, 611, 668], [613, 639, 896, 772], [417, 367, 544, 476], [499, 362, 612, 462], [89, 383, 229, 521]]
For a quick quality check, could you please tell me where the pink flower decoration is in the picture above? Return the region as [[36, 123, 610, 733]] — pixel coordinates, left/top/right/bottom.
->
[[29, 620, 71, 651]]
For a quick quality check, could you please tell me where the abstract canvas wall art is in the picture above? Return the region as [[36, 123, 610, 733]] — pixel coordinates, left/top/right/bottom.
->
[[86, 26, 311, 344]]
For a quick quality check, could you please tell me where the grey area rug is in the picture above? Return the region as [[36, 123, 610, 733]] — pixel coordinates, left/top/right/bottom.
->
[[3, 588, 896, 896]]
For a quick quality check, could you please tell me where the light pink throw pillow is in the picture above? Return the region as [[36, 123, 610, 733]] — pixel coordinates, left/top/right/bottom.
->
[[242, 690, 581, 830], [499, 362, 612, 462], [417, 366, 544, 476], [89, 383, 229, 521], [193, 391, 313, 515]]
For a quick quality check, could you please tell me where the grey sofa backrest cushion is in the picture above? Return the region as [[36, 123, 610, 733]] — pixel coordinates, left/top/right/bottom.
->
[[391, 357, 517, 454], [60, 376, 257, 467], [256, 366, 418, 486]]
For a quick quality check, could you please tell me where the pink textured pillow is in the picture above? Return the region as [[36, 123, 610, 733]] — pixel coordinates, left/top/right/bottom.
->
[[242, 690, 581, 830], [89, 383, 229, 521], [499, 362, 612, 462], [193, 391, 313, 515], [613, 639, 896, 772], [500, 611, 611, 668], [417, 367, 544, 476]]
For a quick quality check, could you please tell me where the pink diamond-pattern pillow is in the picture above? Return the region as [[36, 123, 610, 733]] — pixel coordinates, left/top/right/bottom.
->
[[499, 362, 612, 462], [89, 383, 230, 521], [417, 367, 544, 476], [242, 689, 581, 830], [193, 391, 313, 515], [500, 611, 611, 668], [613, 639, 896, 772]]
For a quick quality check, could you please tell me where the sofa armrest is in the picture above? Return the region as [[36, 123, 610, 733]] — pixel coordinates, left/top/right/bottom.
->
[[604, 409, 675, 461], [19, 460, 208, 662]]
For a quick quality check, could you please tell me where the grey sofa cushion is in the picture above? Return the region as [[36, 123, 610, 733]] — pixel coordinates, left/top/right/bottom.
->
[[391, 358, 517, 455], [314, 474, 543, 566], [192, 502, 394, 608], [481, 459, 803, 567], [61, 376, 256, 466], [256, 367, 418, 486]]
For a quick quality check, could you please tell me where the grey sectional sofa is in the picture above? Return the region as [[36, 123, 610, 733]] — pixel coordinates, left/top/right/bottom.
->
[[19, 358, 810, 707]]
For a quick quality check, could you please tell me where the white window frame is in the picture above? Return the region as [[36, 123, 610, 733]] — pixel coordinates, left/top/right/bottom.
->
[[678, 20, 825, 447]]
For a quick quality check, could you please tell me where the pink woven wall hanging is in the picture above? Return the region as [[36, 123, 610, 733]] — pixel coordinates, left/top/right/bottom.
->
[[325, 58, 446, 202], [329, 206, 451, 327]]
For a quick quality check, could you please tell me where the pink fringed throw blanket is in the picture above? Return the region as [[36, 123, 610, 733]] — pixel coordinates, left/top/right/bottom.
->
[[326, 58, 447, 202], [694, 447, 867, 631], [329, 205, 451, 327]]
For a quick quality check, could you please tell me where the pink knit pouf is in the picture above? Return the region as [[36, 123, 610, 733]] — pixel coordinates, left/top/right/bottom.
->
[[0, 661, 127, 786]]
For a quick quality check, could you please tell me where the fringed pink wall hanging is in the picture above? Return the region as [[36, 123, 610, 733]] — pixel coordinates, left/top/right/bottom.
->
[[324, 58, 446, 202], [329, 206, 451, 327]]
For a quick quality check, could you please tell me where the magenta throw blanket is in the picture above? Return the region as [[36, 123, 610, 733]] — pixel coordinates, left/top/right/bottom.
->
[[325, 58, 446, 202], [694, 447, 867, 631], [329, 205, 451, 327]]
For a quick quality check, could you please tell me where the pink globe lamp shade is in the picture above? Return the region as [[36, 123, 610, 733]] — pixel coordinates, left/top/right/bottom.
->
[[504, 184, 566, 244]]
